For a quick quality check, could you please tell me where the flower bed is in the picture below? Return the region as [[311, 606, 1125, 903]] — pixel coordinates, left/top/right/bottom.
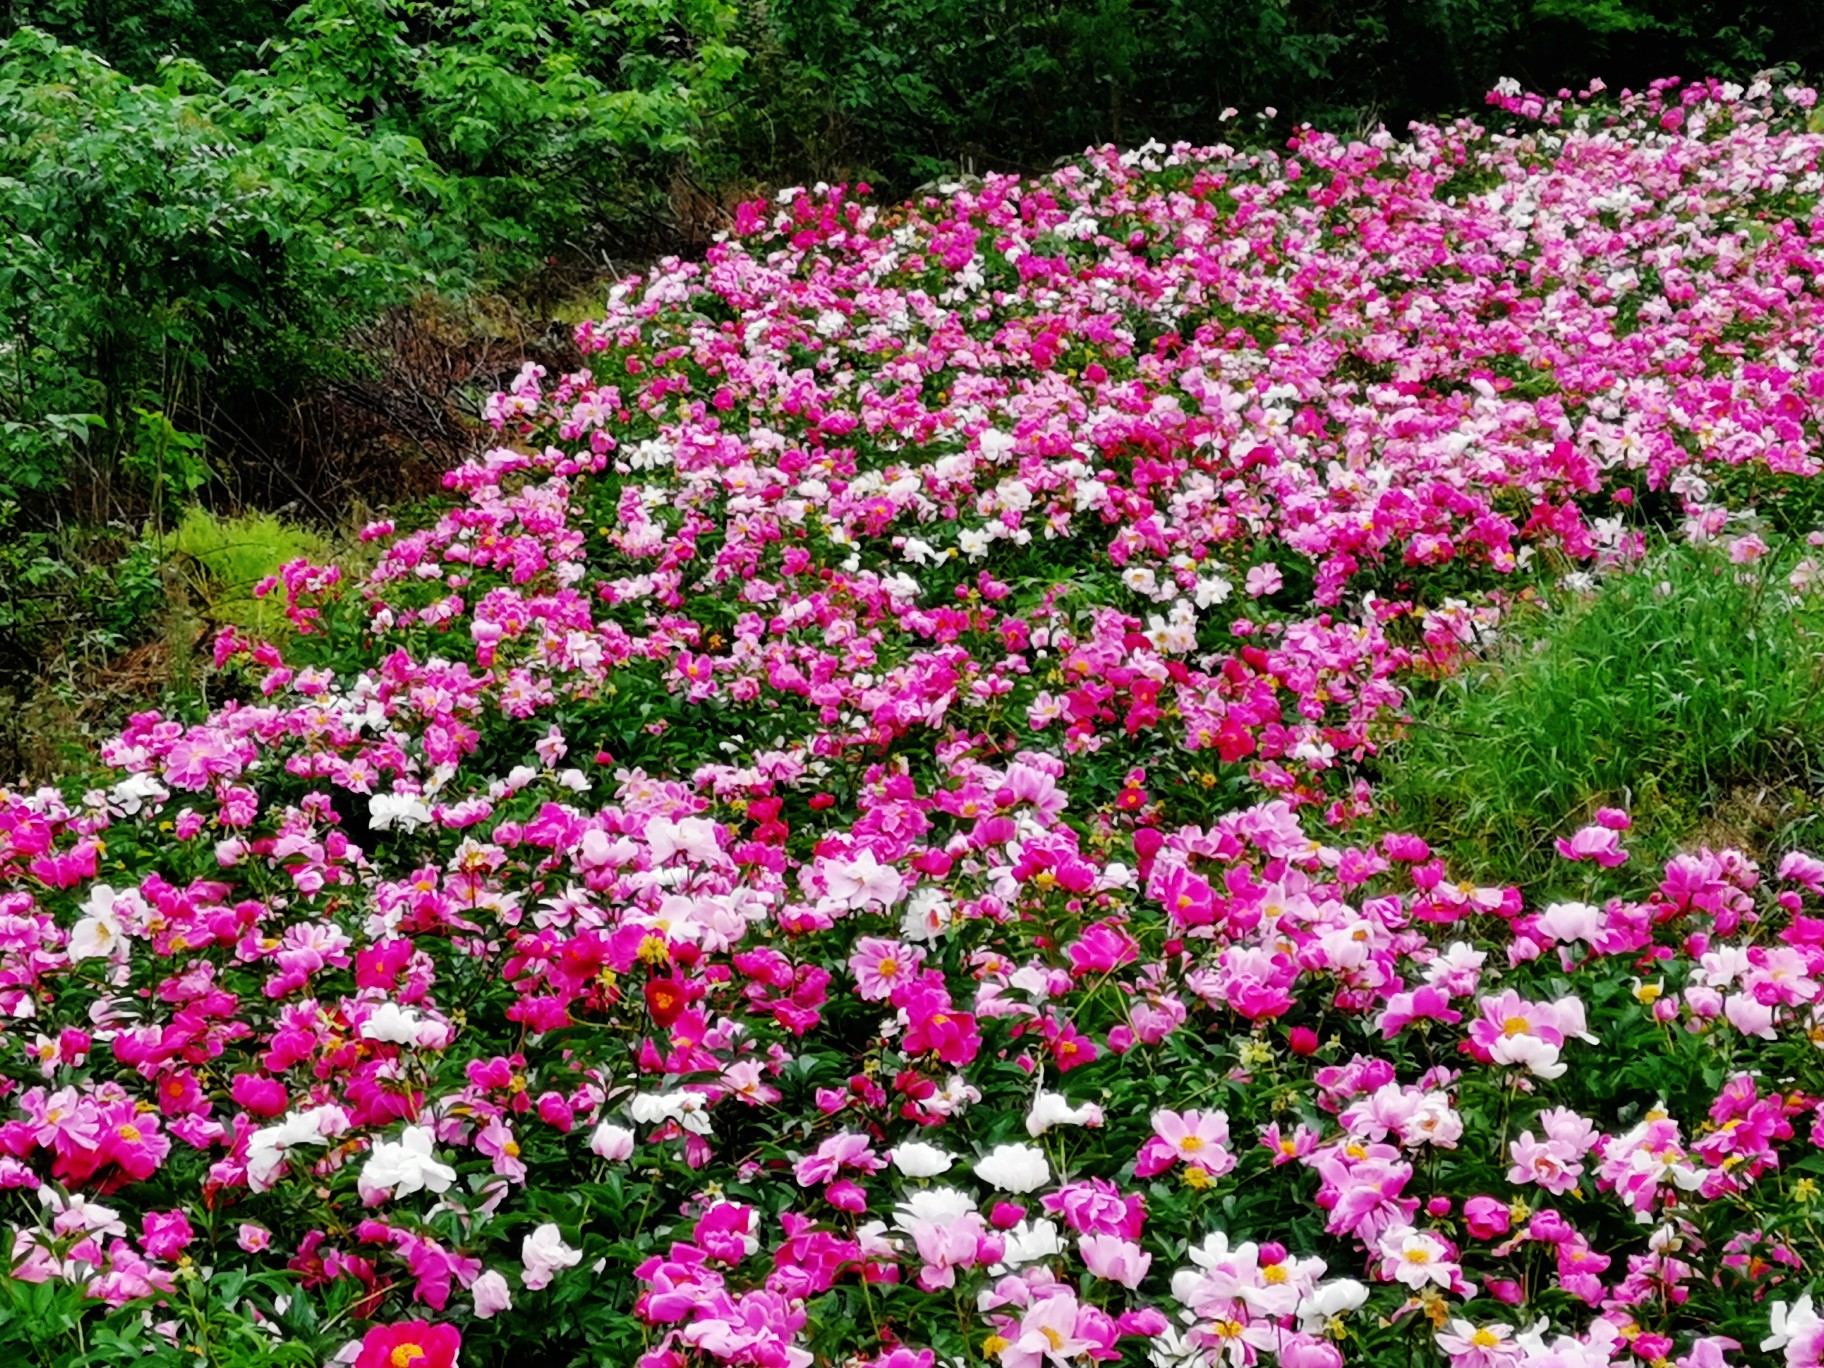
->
[[7, 75, 1824, 1368]]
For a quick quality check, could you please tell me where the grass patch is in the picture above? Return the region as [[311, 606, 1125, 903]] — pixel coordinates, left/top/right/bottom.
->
[[1376, 540, 1824, 888], [159, 506, 338, 641]]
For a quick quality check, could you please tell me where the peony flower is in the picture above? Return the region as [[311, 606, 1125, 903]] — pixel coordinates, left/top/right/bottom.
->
[[795, 1131, 886, 1186], [521, 1223, 583, 1290], [1765, 1295, 1824, 1368], [1294, 1278, 1369, 1334], [900, 887, 954, 942], [974, 1143, 1051, 1194], [1553, 827, 1628, 868], [1025, 1091, 1104, 1137], [359, 1125, 457, 1204], [849, 937, 924, 1001], [588, 1121, 636, 1161], [1246, 563, 1284, 598], [237, 1224, 271, 1253], [824, 850, 904, 909], [1436, 1319, 1518, 1368], [361, 1003, 430, 1046], [354, 1321, 460, 1368], [1462, 1196, 1510, 1240], [1378, 1225, 1457, 1290], [1143, 1108, 1232, 1173], [1002, 1289, 1105, 1368], [66, 886, 126, 962], [1079, 1232, 1151, 1289], [996, 1217, 1064, 1268], [369, 792, 433, 833], [471, 1270, 512, 1319], [891, 1142, 956, 1177], [245, 1104, 349, 1191]]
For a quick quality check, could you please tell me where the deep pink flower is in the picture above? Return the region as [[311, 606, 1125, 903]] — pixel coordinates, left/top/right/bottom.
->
[[354, 1322, 460, 1368], [1463, 1195, 1510, 1240], [141, 1210, 194, 1260], [1042, 1179, 1143, 1240]]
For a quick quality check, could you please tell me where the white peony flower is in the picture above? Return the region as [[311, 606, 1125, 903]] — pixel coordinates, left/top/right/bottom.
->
[[109, 773, 169, 816], [1295, 1278, 1369, 1333], [628, 1090, 714, 1136], [996, 1218, 1064, 1268], [1025, 1091, 1105, 1137], [892, 1185, 975, 1231], [1766, 1294, 1821, 1352], [67, 885, 126, 963], [900, 886, 953, 943], [360, 1003, 428, 1046], [973, 1142, 1051, 1193], [889, 1142, 956, 1178], [358, 1125, 456, 1203], [368, 792, 433, 833], [245, 1105, 350, 1192]]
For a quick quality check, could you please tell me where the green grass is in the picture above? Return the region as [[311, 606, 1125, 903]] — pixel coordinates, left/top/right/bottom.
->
[[1376, 540, 1824, 889], [160, 505, 337, 640]]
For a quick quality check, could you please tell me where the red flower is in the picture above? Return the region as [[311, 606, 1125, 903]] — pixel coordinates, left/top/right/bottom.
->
[[1114, 785, 1148, 811], [355, 1322, 460, 1368], [644, 977, 687, 1028]]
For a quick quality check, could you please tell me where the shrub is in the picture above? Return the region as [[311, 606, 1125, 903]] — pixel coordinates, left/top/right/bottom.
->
[[725, 0, 1817, 193], [265, 0, 749, 272], [0, 27, 453, 512]]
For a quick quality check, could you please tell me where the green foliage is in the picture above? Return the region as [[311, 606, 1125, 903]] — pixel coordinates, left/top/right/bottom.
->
[[0, 501, 79, 662], [0, 0, 296, 77], [0, 1, 746, 518], [0, 512, 163, 782], [726, 0, 1815, 189], [265, 0, 747, 270], [0, 1250, 319, 1367], [1531, 0, 1657, 35], [1378, 541, 1824, 889], [0, 503, 160, 669], [0, 26, 454, 509], [735, 0, 1366, 184]]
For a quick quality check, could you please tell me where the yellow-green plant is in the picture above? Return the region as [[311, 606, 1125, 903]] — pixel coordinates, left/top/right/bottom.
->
[[160, 506, 334, 639]]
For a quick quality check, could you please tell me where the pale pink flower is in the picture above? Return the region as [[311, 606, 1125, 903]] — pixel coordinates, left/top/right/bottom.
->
[[824, 850, 905, 909], [521, 1223, 582, 1290], [1079, 1233, 1151, 1289], [848, 937, 924, 1000]]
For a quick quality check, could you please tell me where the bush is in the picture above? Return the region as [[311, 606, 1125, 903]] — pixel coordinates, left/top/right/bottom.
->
[[725, 0, 1819, 192], [264, 0, 748, 272], [0, 27, 453, 512], [0, 3, 748, 524]]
